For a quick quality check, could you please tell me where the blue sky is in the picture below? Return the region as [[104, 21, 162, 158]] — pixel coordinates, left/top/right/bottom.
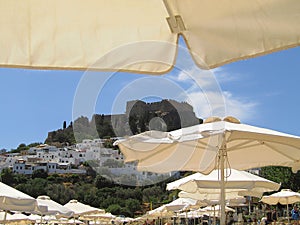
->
[[1, 42, 300, 150]]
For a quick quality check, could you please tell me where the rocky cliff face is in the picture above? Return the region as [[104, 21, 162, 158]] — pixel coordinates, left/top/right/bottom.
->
[[125, 99, 201, 134], [46, 100, 202, 145]]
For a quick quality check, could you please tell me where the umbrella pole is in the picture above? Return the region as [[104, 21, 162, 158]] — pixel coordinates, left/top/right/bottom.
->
[[3, 210, 7, 225], [287, 204, 290, 224], [213, 205, 216, 225], [220, 144, 226, 225]]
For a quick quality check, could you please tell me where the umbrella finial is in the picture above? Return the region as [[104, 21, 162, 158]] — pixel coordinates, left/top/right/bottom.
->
[[223, 116, 240, 124], [204, 116, 240, 124], [204, 117, 222, 123]]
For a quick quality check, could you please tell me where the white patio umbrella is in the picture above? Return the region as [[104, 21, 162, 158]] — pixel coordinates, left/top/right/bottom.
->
[[64, 199, 105, 217], [115, 116, 300, 225], [0, 182, 46, 224], [36, 195, 74, 217], [178, 190, 250, 203], [0, 0, 299, 72], [0, 182, 40, 213], [178, 209, 205, 218], [161, 197, 206, 212], [0, 211, 35, 225], [201, 205, 235, 217], [49, 217, 85, 224], [146, 205, 175, 219], [145, 198, 201, 222], [167, 169, 280, 194], [79, 212, 116, 223], [260, 189, 300, 224]]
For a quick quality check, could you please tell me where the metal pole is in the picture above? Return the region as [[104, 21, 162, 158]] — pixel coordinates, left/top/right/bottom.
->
[[287, 204, 290, 224], [220, 145, 226, 225]]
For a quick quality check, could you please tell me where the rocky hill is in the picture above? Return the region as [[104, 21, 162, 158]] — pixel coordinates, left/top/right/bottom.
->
[[45, 99, 202, 146]]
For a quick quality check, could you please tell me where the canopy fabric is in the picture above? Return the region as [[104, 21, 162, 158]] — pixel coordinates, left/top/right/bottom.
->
[[260, 189, 300, 224], [200, 205, 235, 217], [36, 195, 74, 217], [116, 119, 300, 174], [116, 116, 300, 225], [178, 210, 204, 218], [260, 189, 300, 205], [0, 182, 39, 212], [179, 189, 263, 201], [202, 205, 235, 213], [146, 206, 176, 218], [167, 169, 280, 194], [1, 0, 299, 72], [79, 212, 116, 221], [64, 199, 105, 217], [163, 197, 206, 212], [0, 212, 35, 225]]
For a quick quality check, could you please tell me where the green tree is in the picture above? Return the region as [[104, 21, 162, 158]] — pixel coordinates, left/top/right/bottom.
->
[[16, 178, 48, 198], [94, 175, 114, 189], [14, 173, 29, 185], [261, 166, 300, 191], [0, 168, 14, 186], [125, 198, 141, 216], [46, 183, 75, 205], [63, 121, 67, 129], [32, 169, 48, 179], [107, 204, 122, 215]]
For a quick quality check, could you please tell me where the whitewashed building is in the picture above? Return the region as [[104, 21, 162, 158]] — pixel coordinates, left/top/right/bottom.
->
[[13, 159, 85, 175]]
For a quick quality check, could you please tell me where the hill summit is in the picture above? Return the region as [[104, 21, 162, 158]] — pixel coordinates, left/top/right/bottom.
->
[[45, 99, 202, 146]]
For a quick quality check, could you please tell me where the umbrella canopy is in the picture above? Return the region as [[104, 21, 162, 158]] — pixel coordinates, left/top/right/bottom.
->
[[162, 197, 206, 212], [179, 192, 247, 208], [49, 217, 85, 224], [79, 212, 116, 221], [145, 198, 199, 218], [36, 195, 74, 217], [1, 0, 299, 72], [0, 182, 39, 212], [179, 190, 253, 202], [200, 205, 235, 217], [146, 206, 176, 218], [167, 169, 280, 195], [64, 199, 105, 217], [116, 116, 300, 225], [260, 189, 300, 224], [0, 212, 35, 225], [178, 209, 205, 218], [261, 189, 300, 205], [116, 117, 300, 174]]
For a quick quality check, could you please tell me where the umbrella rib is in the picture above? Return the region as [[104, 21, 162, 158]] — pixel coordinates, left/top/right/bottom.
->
[[226, 140, 260, 151], [228, 139, 298, 161], [139, 143, 178, 164], [138, 139, 217, 164], [263, 142, 296, 161]]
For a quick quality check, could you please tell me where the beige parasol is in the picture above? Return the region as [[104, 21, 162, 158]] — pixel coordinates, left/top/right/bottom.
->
[[261, 189, 300, 224], [115, 116, 300, 225], [0, 0, 299, 72]]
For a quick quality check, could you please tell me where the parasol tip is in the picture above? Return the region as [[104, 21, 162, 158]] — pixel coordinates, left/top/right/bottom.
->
[[204, 116, 240, 124]]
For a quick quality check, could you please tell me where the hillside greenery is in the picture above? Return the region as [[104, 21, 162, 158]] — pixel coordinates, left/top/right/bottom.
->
[[0, 166, 178, 217], [1, 165, 300, 217]]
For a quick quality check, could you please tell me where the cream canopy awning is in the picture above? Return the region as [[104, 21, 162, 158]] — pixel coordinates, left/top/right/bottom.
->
[[115, 116, 300, 225], [0, 182, 40, 212], [261, 189, 300, 205], [1, 0, 299, 72], [64, 199, 105, 217], [0, 212, 35, 225], [116, 117, 300, 174], [167, 169, 280, 195], [36, 195, 74, 217]]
